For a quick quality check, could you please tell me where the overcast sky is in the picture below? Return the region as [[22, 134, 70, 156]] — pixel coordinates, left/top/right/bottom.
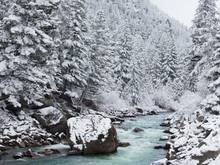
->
[[150, 0, 199, 27], [150, 0, 220, 27]]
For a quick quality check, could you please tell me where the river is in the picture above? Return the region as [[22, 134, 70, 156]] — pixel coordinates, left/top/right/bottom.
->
[[2, 113, 169, 165]]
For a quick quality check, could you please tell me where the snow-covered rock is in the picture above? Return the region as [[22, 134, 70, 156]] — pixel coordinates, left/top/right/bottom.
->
[[151, 158, 168, 165], [32, 106, 67, 134], [0, 144, 7, 151], [159, 136, 169, 141], [67, 114, 118, 154], [0, 60, 7, 73]]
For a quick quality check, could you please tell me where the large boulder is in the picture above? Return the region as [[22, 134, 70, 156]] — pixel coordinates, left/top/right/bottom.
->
[[32, 106, 67, 134], [67, 115, 118, 155]]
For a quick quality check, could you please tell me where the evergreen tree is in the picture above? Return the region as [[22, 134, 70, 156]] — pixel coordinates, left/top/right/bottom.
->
[[147, 25, 163, 87], [59, 0, 88, 92], [124, 34, 146, 106], [189, 0, 218, 91], [126, 58, 142, 106], [157, 20, 178, 86], [88, 11, 112, 94], [114, 25, 133, 97], [0, 0, 60, 106], [202, 26, 220, 115], [175, 49, 192, 96]]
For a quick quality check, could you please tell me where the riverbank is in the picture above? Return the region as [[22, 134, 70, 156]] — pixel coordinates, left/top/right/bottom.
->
[[0, 102, 164, 149], [0, 113, 170, 165], [158, 110, 220, 165]]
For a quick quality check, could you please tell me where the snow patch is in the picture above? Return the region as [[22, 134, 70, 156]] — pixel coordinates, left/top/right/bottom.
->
[[177, 91, 203, 113], [37, 106, 63, 126], [0, 60, 7, 73], [99, 91, 129, 110], [151, 158, 168, 165], [8, 95, 21, 108], [64, 91, 79, 98]]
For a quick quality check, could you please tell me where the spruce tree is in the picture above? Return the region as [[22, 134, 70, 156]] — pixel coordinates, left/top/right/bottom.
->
[[157, 20, 177, 86], [0, 0, 60, 106], [126, 35, 147, 106], [202, 25, 220, 115], [126, 58, 142, 106], [88, 11, 112, 94], [59, 0, 88, 92], [114, 25, 133, 97], [189, 0, 218, 91]]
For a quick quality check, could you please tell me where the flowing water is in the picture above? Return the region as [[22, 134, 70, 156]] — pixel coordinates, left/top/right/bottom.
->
[[2, 113, 169, 165]]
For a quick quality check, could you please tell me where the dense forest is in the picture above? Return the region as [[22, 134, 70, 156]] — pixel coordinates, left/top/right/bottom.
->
[[0, 0, 191, 108], [0, 0, 219, 165]]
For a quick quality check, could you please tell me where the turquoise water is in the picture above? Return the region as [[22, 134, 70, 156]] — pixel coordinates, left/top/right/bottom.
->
[[2, 113, 169, 165]]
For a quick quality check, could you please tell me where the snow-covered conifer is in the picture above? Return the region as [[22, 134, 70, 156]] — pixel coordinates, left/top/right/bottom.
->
[[189, 0, 218, 91], [202, 25, 220, 115], [156, 20, 178, 86], [59, 0, 88, 91], [87, 11, 112, 94], [114, 25, 133, 97], [0, 0, 60, 106]]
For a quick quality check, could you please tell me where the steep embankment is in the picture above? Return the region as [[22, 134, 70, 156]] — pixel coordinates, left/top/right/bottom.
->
[[158, 110, 220, 165]]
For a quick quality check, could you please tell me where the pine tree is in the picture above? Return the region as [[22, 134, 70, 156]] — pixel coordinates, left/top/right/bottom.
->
[[202, 25, 220, 115], [87, 11, 112, 94], [59, 0, 88, 92], [124, 34, 147, 106], [148, 29, 163, 87], [157, 20, 178, 86], [0, 0, 60, 106], [126, 58, 142, 106], [174, 49, 192, 96], [189, 0, 218, 91], [114, 25, 133, 97]]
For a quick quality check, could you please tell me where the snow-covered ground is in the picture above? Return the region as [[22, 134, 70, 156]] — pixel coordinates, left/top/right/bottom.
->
[[166, 111, 220, 165], [158, 88, 220, 165]]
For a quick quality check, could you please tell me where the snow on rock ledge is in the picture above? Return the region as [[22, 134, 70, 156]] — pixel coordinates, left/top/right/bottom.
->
[[32, 106, 67, 134], [67, 115, 118, 155], [165, 110, 220, 165], [151, 158, 168, 165], [0, 110, 52, 148]]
